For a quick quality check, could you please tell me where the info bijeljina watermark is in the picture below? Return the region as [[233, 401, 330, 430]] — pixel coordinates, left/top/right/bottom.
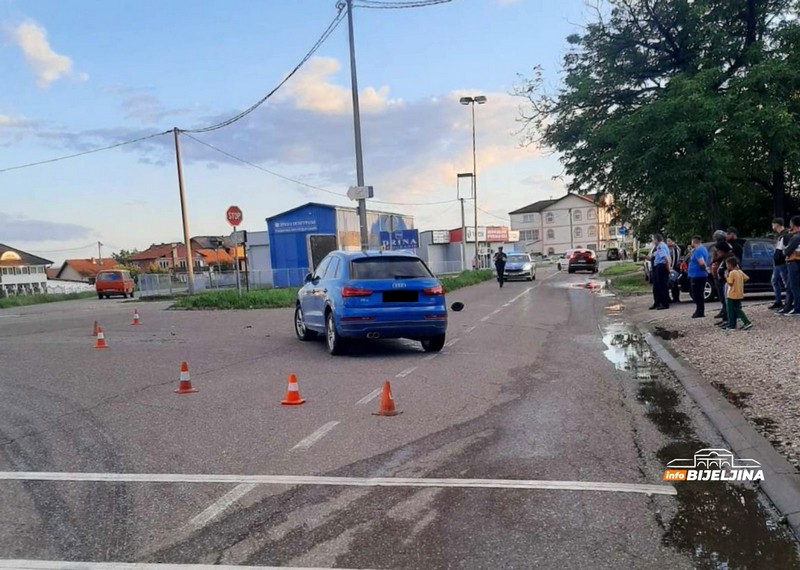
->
[[664, 448, 765, 482]]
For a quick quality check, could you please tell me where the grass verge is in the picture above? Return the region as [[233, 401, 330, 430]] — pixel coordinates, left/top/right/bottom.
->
[[440, 270, 495, 293], [608, 272, 651, 294], [601, 262, 642, 277], [171, 288, 297, 310], [0, 291, 95, 309]]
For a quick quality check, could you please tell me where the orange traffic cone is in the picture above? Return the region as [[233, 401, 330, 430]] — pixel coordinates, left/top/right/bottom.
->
[[92, 320, 99, 337], [175, 361, 198, 394], [131, 309, 142, 326], [372, 381, 401, 416], [281, 374, 306, 406], [94, 327, 108, 350]]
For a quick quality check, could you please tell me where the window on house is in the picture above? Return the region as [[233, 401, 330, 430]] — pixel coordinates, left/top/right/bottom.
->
[[533, 229, 540, 240], [573, 210, 582, 222], [588, 209, 596, 220], [575, 227, 583, 238], [522, 214, 533, 223], [546, 229, 555, 240], [588, 226, 597, 238], [545, 213, 554, 224]]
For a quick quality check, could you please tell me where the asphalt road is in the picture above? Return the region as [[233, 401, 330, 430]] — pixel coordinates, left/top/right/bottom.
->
[[1, 266, 798, 569]]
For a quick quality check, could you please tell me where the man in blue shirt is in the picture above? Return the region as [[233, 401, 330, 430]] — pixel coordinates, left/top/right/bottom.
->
[[687, 236, 709, 318], [649, 234, 672, 310]]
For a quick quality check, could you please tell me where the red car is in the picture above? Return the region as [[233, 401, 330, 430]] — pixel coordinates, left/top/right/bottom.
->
[[568, 249, 599, 274]]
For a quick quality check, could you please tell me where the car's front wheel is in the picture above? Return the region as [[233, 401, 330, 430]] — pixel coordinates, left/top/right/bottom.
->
[[421, 334, 446, 352], [295, 305, 316, 341], [325, 311, 347, 355], [703, 280, 717, 301]]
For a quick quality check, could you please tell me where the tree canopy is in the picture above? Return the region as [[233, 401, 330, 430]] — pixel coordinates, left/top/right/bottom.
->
[[515, 0, 800, 241]]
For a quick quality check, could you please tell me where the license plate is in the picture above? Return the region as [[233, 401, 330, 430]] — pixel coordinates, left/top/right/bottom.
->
[[382, 291, 419, 303]]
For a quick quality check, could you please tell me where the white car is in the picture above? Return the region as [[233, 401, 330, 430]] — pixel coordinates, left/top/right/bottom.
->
[[557, 249, 576, 271]]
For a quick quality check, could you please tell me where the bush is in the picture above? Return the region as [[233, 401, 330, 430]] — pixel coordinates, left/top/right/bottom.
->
[[0, 291, 95, 309], [172, 289, 298, 310], [601, 262, 642, 276], [440, 270, 495, 293]]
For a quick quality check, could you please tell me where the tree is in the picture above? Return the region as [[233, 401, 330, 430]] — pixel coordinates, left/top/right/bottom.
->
[[515, 0, 800, 240], [112, 249, 139, 266]]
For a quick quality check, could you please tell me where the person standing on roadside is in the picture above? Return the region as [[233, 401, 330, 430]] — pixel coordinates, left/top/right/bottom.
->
[[649, 234, 671, 310], [494, 246, 508, 289], [781, 215, 800, 316], [710, 230, 731, 325], [771, 218, 791, 311], [687, 236, 709, 318], [724, 257, 753, 330], [726, 227, 744, 263], [667, 238, 682, 303]]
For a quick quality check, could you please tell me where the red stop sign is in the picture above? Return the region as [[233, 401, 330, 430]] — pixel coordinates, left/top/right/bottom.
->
[[226, 205, 243, 227]]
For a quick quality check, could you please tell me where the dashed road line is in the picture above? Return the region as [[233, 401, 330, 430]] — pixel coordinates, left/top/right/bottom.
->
[[465, 325, 477, 333], [0, 471, 677, 496], [188, 483, 257, 530], [396, 366, 417, 378], [444, 338, 461, 348], [422, 353, 438, 362], [291, 421, 340, 451], [355, 388, 382, 406], [479, 315, 491, 322], [491, 309, 502, 315]]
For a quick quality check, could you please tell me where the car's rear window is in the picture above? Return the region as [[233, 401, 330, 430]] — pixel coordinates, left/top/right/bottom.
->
[[97, 272, 123, 281], [351, 257, 433, 280]]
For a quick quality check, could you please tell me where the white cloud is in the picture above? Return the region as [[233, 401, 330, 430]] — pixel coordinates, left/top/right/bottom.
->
[[0, 114, 28, 128], [279, 57, 394, 115], [496, 0, 521, 5], [7, 21, 87, 88]]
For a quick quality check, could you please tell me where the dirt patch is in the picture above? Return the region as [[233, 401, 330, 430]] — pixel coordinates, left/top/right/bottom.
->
[[710, 381, 753, 410], [652, 326, 685, 340]]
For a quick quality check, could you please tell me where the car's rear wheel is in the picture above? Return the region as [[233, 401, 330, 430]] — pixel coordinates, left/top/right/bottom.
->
[[568, 267, 575, 274], [325, 311, 346, 355], [294, 305, 316, 341], [703, 280, 717, 301], [97, 293, 103, 299], [421, 334, 446, 352]]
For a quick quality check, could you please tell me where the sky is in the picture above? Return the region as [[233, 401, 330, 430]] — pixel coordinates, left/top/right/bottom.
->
[[0, 0, 590, 264]]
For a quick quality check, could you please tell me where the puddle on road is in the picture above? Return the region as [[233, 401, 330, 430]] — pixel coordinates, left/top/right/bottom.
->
[[601, 319, 800, 568]]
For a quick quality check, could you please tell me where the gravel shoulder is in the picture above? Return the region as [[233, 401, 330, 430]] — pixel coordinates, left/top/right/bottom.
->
[[625, 294, 800, 471]]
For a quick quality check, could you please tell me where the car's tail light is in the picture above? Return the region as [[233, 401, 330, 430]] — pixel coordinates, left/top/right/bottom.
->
[[342, 286, 372, 298], [422, 285, 444, 296]]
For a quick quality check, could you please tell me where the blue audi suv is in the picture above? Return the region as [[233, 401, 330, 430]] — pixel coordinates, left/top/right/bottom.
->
[[294, 251, 448, 355]]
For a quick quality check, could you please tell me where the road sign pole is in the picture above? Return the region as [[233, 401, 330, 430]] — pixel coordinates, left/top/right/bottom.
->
[[234, 231, 241, 298], [346, 0, 369, 252]]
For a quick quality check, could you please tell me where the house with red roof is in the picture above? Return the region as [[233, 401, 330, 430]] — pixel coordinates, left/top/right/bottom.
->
[[53, 258, 120, 283]]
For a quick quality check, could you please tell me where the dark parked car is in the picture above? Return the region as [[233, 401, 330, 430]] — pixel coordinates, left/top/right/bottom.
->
[[606, 247, 621, 261], [679, 238, 778, 301], [568, 249, 599, 273]]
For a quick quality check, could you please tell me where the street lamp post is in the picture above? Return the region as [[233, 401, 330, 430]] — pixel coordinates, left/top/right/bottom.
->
[[459, 95, 486, 269], [457, 173, 474, 272]]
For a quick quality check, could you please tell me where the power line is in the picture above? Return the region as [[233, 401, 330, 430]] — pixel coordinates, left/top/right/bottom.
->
[[25, 243, 98, 254], [0, 131, 170, 174], [354, 0, 454, 8], [182, 6, 347, 134], [181, 132, 457, 207], [478, 206, 510, 222]]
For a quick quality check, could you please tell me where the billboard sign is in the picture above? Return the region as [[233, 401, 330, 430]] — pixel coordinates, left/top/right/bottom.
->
[[465, 226, 487, 243], [486, 226, 509, 243], [379, 229, 420, 250], [508, 230, 520, 242], [431, 230, 450, 244], [273, 219, 318, 234]]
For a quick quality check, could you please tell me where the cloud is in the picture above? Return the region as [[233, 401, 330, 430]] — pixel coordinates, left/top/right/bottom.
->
[[110, 86, 193, 125], [0, 213, 93, 242], [496, 0, 521, 5], [6, 21, 87, 88], [0, 114, 35, 129], [278, 57, 394, 115]]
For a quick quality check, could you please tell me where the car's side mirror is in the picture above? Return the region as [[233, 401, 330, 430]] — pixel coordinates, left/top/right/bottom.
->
[[451, 302, 464, 312], [304, 272, 313, 283]]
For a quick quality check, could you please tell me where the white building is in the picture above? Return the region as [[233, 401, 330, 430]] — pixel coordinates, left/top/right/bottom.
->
[[509, 193, 614, 256], [0, 244, 53, 296]]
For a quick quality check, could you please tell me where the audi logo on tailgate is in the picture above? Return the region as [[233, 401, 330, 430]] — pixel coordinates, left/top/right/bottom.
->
[[392, 283, 407, 288]]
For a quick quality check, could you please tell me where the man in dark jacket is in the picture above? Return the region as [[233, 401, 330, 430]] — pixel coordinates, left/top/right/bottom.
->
[[781, 216, 800, 316], [711, 230, 731, 323], [770, 218, 790, 310], [494, 247, 508, 288]]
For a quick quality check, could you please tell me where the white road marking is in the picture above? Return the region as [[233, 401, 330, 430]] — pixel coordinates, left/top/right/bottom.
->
[[502, 303, 511, 307], [0, 471, 677, 496], [290, 421, 340, 452], [479, 315, 491, 322], [396, 366, 417, 378], [355, 388, 382, 406], [422, 353, 438, 362], [188, 483, 257, 530], [444, 338, 461, 348], [491, 309, 502, 315], [465, 325, 476, 333], [0, 561, 368, 570]]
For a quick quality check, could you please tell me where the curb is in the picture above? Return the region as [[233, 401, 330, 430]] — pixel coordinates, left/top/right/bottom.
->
[[641, 325, 800, 539]]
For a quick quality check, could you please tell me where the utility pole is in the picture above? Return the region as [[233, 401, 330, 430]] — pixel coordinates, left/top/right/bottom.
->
[[460, 198, 466, 272], [569, 208, 574, 249], [173, 128, 196, 294], [471, 103, 478, 269], [346, 0, 370, 251], [97, 241, 103, 265]]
